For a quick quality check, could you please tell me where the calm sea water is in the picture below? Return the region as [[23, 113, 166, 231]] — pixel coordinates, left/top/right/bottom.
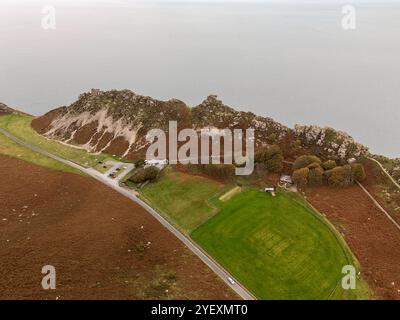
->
[[1, 1, 399, 157]]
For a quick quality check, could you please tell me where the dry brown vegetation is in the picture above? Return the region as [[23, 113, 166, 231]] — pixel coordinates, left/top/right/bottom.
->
[[0, 155, 237, 300], [305, 184, 400, 299]]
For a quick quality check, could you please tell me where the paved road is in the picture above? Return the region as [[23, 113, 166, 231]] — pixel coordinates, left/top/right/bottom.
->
[[0, 128, 256, 300]]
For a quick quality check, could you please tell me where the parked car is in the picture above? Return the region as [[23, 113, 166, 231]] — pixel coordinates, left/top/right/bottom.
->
[[227, 277, 235, 285]]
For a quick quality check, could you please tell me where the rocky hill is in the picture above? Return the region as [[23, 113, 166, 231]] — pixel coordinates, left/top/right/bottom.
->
[[294, 124, 369, 161], [0, 103, 15, 115], [31, 89, 368, 161]]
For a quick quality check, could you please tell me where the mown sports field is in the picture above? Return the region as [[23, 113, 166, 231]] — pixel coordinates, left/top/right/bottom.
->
[[142, 169, 369, 300], [140, 167, 231, 233]]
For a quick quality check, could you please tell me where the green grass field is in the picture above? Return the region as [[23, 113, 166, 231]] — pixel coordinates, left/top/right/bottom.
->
[[191, 188, 368, 299], [141, 168, 368, 299], [0, 130, 80, 174], [141, 167, 230, 233], [0, 113, 112, 168]]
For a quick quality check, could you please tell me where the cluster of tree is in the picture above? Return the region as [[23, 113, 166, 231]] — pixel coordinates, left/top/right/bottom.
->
[[254, 145, 284, 173], [128, 166, 160, 183], [187, 163, 235, 179], [292, 155, 366, 189]]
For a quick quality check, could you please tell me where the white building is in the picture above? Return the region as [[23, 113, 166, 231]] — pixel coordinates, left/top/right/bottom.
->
[[144, 159, 168, 170], [280, 175, 293, 185], [347, 158, 356, 164]]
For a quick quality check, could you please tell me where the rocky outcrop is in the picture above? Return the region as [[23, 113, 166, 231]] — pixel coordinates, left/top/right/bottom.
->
[[32, 89, 191, 159], [0, 103, 14, 115], [191, 95, 288, 146], [31, 89, 368, 161], [294, 125, 368, 161], [32, 89, 290, 159]]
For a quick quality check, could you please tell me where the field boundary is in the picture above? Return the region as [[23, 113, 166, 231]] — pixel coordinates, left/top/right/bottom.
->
[[290, 189, 366, 299], [357, 181, 400, 232], [369, 157, 400, 191], [219, 186, 242, 202]]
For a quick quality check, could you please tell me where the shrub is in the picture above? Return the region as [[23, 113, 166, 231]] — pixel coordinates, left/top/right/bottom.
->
[[267, 133, 278, 144], [308, 166, 324, 186], [327, 166, 345, 187], [351, 163, 366, 182], [129, 168, 146, 183], [254, 145, 283, 173], [254, 150, 266, 164], [322, 160, 337, 170], [323, 169, 332, 182], [292, 139, 302, 148], [342, 164, 353, 186], [129, 166, 160, 183], [327, 166, 353, 187], [265, 145, 284, 173], [293, 155, 321, 170], [144, 166, 160, 181], [202, 164, 235, 179], [293, 167, 309, 189], [307, 162, 321, 170]]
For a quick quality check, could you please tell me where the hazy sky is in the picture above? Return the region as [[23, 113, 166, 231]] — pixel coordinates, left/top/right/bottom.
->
[[1, 0, 399, 157]]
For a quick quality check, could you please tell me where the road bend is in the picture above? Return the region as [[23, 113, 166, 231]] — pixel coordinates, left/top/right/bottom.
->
[[0, 127, 256, 300]]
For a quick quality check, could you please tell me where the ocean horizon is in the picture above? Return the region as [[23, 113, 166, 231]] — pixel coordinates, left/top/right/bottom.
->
[[1, 0, 399, 157]]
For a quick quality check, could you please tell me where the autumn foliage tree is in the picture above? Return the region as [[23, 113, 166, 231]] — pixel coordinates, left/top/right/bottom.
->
[[322, 160, 337, 170], [129, 166, 160, 183], [255, 145, 283, 173], [292, 154, 366, 188], [327, 165, 353, 187], [351, 163, 367, 182], [293, 155, 321, 170], [293, 167, 309, 189], [308, 165, 324, 186]]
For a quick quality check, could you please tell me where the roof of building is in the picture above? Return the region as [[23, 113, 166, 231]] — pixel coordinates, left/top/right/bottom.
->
[[145, 159, 168, 164], [280, 175, 293, 183]]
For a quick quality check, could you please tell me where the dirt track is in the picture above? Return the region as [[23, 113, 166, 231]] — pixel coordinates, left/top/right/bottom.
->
[[362, 159, 400, 225], [0, 155, 237, 300], [305, 185, 400, 299]]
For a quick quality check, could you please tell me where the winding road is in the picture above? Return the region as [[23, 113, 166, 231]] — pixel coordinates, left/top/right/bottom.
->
[[0, 127, 256, 300]]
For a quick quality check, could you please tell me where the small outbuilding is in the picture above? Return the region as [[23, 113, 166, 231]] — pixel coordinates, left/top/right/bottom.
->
[[145, 159, 169, 170], [347, 158, 356, 164], [280, 175, 293, 185], [264, 187, 276, 197]]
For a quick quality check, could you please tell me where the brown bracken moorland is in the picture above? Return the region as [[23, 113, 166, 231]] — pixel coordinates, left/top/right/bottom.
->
[[0, 155, 237, 300]]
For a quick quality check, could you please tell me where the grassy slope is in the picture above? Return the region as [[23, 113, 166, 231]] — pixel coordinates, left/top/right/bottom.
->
[[192, 188, 368, 300], [141, 167, 230, 233], [0, 131, 80, 174], [0, 113, 112, 168]]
